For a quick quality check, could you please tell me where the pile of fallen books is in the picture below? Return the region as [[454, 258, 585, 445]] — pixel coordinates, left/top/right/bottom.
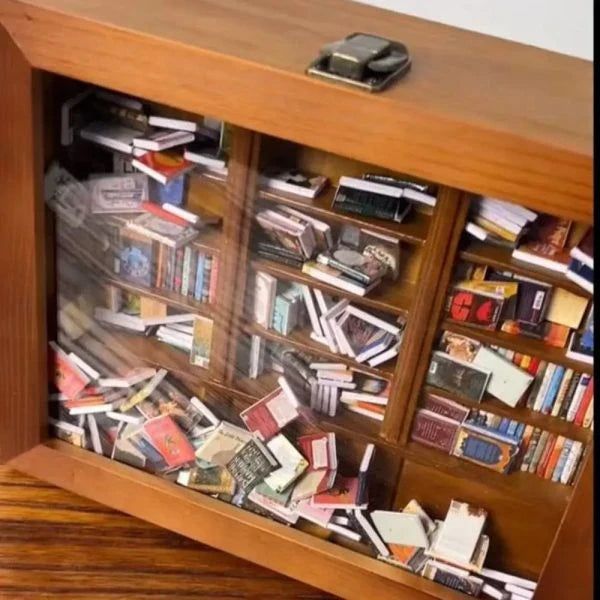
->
[[332, 174, 438, 222], [447, 258, 593, 354], [252, 271, 405, 367]]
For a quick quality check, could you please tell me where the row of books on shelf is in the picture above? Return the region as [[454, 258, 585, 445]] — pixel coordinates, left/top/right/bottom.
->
[[447, 260, 593, 357], [254, 205, 403, 297], [428, 331, 594, 424], [465, 196, 593, 295], [491, 346, 594, 425], [48, 333, 533, 599], [410, 392, 584, 484], [244, 336, 390, 423], [252, 270, 404, 366]]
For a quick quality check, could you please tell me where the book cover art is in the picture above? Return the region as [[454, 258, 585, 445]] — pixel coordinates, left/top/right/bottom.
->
[[317, 246, 387, 285], [178, 466, 236, 494], [438, 330, 481, 362], [88, 173, 148, 213], [133, 150, 194, 179], [310, 475, 366, 509], [143, 415, 196, 468], [455, 279, 518, 321], [48, 342, 90, 399], [119, 230, 154, 287], [226, 439, 276, 495], [240, 387, 299, 441], [514, 278, 551, 325], [410, 409, 460, 453], [513, 241, 570, 272], [532, 215, 572, 248], [194, 422, 254, 467], [359, 229, 401, 281], [190, 316, 213, 368], [452, 426, 518, 473], [297, 433, 335, 470], [426, 352, 490, 402], [446, 288, 503, 329]]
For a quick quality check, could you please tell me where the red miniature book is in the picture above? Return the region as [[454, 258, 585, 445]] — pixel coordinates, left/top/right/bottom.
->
[[143, 415, 195, 468], [48, 341, 90, 399]]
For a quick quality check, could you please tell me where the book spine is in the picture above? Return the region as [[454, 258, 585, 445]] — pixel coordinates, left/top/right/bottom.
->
[[194, 253, 205, 300], [582, 394, 594, 428], [574, 377, 594, 426], [201, 255, 212, 303], [256, 250, 304, 268], [559, 372, 582, 419], [188, 249, 198, 297], [532, 364, 556, 412], [550, 368, 574, 417], [525, 361, 547, 409], [543, 435, 565, 479], [540, 365, 565, 414], [154, 243, 163, 288], [180, 246, 192, 296], [316, 254, 372, 285], [172, 247, 183, 293], [520, 428, 540, 471], [528, 430, 549, 473], [536, 433, 556, 477], [560, 441, 583, 485], [566, 374, 591, 422], [551, 439, 573, 482], [208, 255, 219, 304]]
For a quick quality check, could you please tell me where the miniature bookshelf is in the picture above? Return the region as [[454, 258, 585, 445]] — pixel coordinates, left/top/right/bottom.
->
[[0, 1, 592, 599]]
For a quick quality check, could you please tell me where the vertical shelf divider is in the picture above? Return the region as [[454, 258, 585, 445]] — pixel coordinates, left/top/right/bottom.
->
[[209, 126, 261, 383], [381, 187, 470, 444]]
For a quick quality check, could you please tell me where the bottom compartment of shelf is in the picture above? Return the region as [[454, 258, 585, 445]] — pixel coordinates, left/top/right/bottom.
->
[[10, 440, 465, 600]]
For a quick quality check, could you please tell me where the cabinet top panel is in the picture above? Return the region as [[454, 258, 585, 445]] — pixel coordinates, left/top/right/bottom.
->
[[1, 0, 593, 218]]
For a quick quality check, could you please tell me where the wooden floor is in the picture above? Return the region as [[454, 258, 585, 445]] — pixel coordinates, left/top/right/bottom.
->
[[0, 466, 334, 599]]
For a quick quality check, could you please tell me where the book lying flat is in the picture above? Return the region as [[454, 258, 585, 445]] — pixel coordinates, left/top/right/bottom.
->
[[310, 475, 367, 509]]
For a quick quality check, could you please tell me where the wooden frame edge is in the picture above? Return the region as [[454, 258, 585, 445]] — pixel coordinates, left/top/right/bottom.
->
[[9, 440, 468, 600]]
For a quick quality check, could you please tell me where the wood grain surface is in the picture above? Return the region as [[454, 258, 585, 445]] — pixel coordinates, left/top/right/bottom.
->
[[0, 0, 592, 219], [0, 465, 334, 599]]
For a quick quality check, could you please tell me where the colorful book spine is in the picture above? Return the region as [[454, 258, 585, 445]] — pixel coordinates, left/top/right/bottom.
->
[[188, 249, 198, 297], [201, 255, 212, 303], [540, 365, 565, 414], [551, 439, 573, 482], [194, 253, 205, 300], [559, 372, 582, 419], [528, 430, 549, 473], [543, 435, 565, 479], [155, 243, 164, 288], [208, 255, 219, 303], [526, 361, 547, 409], [566, 374, 591, 422], [560, 441, 583, 485], [532, 364, 556, 412], [173, 247, 184, 293], [520, 428, 541, 472], [180, 246, 192, 296], [536, 433, 556, 477], [574, 377, 594, 426], [550, 368, 574, 417], [582, 395, 594, 428]]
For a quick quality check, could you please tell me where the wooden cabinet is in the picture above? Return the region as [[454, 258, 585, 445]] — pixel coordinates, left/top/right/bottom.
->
[[0, 2, 592, 599]]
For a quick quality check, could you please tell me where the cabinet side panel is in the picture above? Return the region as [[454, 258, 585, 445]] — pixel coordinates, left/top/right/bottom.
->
[[535, 452, 593, 600], [0, 26, 46, 460]]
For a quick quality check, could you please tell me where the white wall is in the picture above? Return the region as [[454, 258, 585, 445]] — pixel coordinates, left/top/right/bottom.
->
[[356, 0, 593, 60]]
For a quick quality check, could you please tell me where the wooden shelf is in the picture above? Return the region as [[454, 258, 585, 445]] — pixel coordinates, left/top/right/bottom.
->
[[442, 320, 594, 375], [233, 373, 384, 443], [402, 442, 573, 511], [425, 385, 592, 444], [242, 322, 396, 378], [258, 187, 430, 246], [250, 258, 412, 317], [108, 330, 210, 387], [105, 276, 215, 319], [460, 240, 592, 298]]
